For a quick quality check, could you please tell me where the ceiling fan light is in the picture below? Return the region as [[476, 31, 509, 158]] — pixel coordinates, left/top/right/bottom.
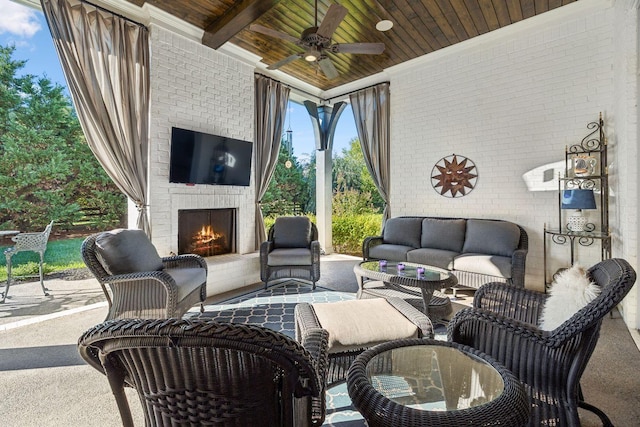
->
[[376, 20, 393, 32], [304, 48, 320, 62]]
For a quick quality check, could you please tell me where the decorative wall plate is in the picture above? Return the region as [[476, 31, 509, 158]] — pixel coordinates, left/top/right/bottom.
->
[[431, 154, 478, 198]]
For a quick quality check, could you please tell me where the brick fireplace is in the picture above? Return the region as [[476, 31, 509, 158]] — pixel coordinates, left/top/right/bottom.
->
[[177, 208, 236, 256]]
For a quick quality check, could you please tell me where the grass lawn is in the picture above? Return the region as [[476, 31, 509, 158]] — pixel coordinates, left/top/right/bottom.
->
[[0, 237, 85, 282]]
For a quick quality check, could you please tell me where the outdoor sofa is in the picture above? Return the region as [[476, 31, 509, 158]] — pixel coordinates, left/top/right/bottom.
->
[[363, 216, 528, 291]]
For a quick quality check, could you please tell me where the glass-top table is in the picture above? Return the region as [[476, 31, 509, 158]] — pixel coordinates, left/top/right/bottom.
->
[[354, 261, 457, 318], [347, 339, 529, 427]]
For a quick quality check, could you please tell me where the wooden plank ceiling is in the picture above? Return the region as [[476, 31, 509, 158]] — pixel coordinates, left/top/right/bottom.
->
[[126, 0, 577, 91]]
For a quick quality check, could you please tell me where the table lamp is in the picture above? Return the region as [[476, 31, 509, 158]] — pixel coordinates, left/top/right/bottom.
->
[[561, 189, 596, 231]]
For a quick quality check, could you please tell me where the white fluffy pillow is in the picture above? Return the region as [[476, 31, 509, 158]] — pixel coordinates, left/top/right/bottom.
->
[[539, 264, 601, 331]]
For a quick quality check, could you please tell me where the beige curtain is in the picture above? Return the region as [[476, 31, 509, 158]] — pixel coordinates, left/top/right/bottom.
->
[[350, 82, 391, 223], [41, 0, 151, 235], [254, 75, 290, 249]]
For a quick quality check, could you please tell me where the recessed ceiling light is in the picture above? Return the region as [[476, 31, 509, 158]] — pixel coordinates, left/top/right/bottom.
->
[[376, 20, 393, 32]]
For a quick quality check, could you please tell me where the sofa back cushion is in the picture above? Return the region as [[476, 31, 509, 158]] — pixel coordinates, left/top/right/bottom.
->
[[95, 229, 163, 275], [421, 218, 466, 252], [462, 219, 521, 257], [273, 216, 312, 248], [383, 217, 422, 248]]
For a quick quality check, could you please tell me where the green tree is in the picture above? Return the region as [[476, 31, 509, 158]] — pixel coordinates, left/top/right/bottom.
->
[[332, 137, 384, 214], [261, 142, 310, 216], [0, 45, 125, 231]]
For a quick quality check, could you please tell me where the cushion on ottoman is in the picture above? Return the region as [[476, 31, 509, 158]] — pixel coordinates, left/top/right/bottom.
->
[[311, 298, 420, 353]]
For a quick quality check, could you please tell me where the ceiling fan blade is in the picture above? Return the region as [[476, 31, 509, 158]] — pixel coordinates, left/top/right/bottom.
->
[[333, 43, 385, 55], [267, 54, 302, 70], [316, 4, 348, 39], [318, 57, 339, 80], [249, 24, 300, 45]]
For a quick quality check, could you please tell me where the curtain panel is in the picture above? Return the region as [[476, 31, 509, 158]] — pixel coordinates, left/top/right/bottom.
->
[[350, 82, 391, 224], [41, 0, 151, 235], [254, 75, 290, 249]]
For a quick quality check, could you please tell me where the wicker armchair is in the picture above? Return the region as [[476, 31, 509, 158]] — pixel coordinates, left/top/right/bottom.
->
[[82, 229, 207, 320], [78, 318, 329, 427], [2, 220, 54, 303], [260, 216, 321, 289], [447, 258, 636, 427]]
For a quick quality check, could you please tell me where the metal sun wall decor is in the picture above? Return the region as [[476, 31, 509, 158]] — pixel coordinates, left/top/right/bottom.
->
[[431, 154, 478, 198]]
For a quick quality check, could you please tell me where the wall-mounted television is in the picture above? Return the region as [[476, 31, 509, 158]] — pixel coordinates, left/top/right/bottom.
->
[[169, 127, 253, 186]]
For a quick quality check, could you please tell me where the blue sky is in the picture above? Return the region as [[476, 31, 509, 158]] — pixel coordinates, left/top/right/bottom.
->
[[0, 0, 358, 163]]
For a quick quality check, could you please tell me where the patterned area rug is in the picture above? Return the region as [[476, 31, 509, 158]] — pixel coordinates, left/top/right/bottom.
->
[[186, 280, 446, 426]]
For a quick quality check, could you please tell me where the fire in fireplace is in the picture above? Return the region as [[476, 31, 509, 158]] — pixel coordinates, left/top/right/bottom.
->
[[178, 209, 236, 256]]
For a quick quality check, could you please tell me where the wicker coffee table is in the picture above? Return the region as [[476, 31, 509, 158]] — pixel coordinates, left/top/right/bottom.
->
[[354, 261, 457, 320], [347, 338, 529, 427]]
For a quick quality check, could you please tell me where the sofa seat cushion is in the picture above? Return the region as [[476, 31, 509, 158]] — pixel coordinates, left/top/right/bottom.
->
[[462, 219, 520, 257], [453, 253, 513, 278], [421, 218, 466, 252], [164, 267, 207, 300], [95, 229, 163, 275], [383, 217, 422, 248], [267, 248, 312, 266], [311, 298, 419, 353], [406, 248, 457, 270], [369, 244, 414, 261]]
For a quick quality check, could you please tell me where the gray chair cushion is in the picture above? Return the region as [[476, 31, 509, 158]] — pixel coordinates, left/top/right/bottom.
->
[[268, 248, 312, 266], [420, 218, 466, 252], [368, 244, 414, 261], [382, 217, 422, 248], [273, 217, 312, 249], [406, 248, 457, 270], [462, 219, 521, 257], [95, 229, 163, 275], [453, 253, 513, 278], [164, 267, 207, 301]]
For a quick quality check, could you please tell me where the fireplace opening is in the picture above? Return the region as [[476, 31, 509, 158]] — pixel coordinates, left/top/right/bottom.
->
[[178, 209, 236, 256]]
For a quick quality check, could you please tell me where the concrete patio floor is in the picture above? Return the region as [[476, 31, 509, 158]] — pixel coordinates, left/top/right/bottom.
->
[[1, 254, 639, 426]]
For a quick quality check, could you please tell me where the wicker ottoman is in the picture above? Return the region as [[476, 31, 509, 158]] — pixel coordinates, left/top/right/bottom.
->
[[294, 297, 433, 384]]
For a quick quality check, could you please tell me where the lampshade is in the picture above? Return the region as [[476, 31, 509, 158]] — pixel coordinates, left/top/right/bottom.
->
[[561, 189, 596, 210]]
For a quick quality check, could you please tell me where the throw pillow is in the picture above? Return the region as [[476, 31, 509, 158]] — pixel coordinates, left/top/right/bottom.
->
[[538, 264, 601, 331]]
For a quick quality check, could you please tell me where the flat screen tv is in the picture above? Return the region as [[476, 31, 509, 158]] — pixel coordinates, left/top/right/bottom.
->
[[169, 127, 253, 186]]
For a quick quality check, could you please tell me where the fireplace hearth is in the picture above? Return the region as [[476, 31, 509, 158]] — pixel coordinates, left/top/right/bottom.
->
[[178, 209, 236, 256]]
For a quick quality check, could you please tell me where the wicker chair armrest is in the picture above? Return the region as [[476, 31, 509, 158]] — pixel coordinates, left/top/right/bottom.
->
[[162, 253, 208, 270], [385, 297, 434, 339], [510, 248, 528, 287], [362, 235, 383, 260], [473, 281, 546, 324]]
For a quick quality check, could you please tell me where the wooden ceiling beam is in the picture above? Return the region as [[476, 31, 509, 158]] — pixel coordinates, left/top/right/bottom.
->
[[202, 0, 281, 49]]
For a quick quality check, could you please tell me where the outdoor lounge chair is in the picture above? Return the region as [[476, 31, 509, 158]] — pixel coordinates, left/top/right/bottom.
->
[[448, 258, 636, 427], [2, 220, 54, 303], [78, 318, 329, 427], [260, 216, 321, 289], [81, 229, 207, 320]]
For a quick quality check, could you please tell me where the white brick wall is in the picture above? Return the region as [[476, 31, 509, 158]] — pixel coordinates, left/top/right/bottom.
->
[[388, 1, 619, 291], [147, 26, 259, 295]]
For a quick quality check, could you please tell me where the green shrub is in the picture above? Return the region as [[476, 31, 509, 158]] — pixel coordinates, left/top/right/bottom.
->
[[332, 213, 382, 256]]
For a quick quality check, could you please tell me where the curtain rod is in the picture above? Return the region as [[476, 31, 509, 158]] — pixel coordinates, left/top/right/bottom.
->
[[81, 0, 146, 28], [255, 73, 322, 102], [325, 81, 390, 103]]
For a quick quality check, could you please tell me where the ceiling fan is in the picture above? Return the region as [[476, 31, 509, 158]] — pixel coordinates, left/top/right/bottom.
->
[[249, 1, 385, 80]]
